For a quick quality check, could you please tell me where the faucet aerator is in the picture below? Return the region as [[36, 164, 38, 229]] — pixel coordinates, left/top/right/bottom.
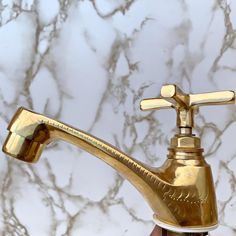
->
[[3, 132, 43, 163]]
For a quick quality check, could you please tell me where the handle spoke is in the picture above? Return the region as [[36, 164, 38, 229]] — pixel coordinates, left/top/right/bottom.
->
[[189, 91, 235, 107], [140, 98, 173, 111]]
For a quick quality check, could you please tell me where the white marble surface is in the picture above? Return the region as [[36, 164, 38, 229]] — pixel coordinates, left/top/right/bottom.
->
[[0, 0, 236, 235]]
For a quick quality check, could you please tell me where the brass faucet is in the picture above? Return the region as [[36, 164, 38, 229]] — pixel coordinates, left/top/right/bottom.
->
[[2, 84, 235, 234]]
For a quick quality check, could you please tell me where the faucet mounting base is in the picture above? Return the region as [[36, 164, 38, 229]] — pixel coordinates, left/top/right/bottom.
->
[[153, 216, 218, 234], [150, 225, 208, 236]]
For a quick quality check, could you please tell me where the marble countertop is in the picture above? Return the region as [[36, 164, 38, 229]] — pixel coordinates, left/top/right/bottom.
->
[[0, 0, 235, 235]]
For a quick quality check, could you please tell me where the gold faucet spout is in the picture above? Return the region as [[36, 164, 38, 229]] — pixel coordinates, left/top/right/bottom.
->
[[2, 107, 176, 221]]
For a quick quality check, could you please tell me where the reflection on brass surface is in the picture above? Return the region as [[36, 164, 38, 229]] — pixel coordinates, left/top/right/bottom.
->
[[2, 84, 235, 233]]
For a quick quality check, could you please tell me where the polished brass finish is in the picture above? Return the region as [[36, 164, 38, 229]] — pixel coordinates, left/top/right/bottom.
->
[[2, 84, 235, 233], [140, 84, 234, 133]]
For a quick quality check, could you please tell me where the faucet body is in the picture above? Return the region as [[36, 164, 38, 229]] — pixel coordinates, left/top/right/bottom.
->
[[3, 85, 235, 234], [3, 107, 217, 233]]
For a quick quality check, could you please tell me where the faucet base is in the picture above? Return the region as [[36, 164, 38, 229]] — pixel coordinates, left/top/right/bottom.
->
[[150, 225, 209, 236], [153, 215, 218, 233]]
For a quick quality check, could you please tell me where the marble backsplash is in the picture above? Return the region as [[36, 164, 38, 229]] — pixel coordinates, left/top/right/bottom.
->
[[0, 0, 236, 235]]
